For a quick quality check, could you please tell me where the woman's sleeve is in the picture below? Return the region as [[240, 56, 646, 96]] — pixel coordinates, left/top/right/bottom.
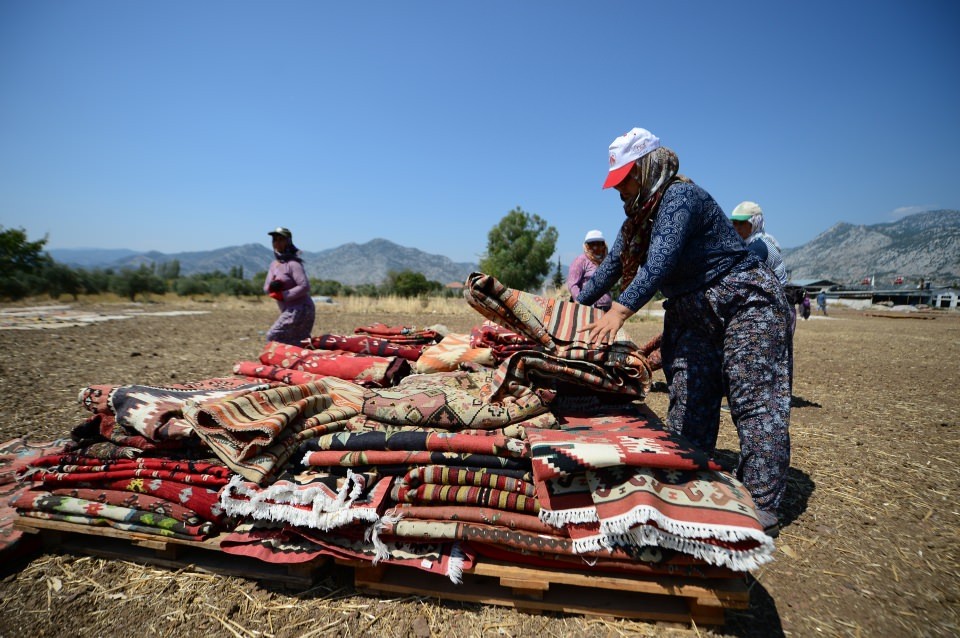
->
[[284, 261, 311, 302], [747, 239, 769, 263], [578, 235, 623, 305], [567, 257, 585, 297], [617, 187, 698, 311], [263, 263, 275, 294]]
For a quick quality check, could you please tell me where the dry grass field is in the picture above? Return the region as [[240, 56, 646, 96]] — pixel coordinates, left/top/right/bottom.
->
[[0, 296, 957, 637]]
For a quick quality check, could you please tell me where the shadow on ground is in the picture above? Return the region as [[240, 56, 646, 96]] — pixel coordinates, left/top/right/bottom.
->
[[724, 578, 786, 637], [710, 451, 815, 637], [790, 394, 822, 408]]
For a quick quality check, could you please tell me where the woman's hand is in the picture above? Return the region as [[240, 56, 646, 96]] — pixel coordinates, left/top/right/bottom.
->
[[578, 302, 634, 346]]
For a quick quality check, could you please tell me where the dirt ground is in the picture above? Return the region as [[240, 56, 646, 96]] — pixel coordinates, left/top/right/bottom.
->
[[0, 298, 957, 638]]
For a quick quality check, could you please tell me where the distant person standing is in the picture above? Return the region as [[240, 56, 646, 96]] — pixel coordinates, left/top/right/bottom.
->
[[816, 291, 828, 316], [801, 292, 811, 320], [567, 230, 613, 311], [264, 227, 315, 345]]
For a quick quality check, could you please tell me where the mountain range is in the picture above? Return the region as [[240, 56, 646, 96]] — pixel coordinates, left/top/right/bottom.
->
[[782, 209, 960, 285], [47, 210, 960, 288], [49, 238, 478, 286]]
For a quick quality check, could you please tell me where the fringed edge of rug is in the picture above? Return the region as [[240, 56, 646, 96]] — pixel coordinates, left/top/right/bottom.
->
[[597, 504, 773, 546], [572, 523, 775, 572], [537, 505, 598, 527], [219, 472, 380, 531], [367, 514, 466, 585], [367, 511, 403, 564], [446, 542, 467, 584]]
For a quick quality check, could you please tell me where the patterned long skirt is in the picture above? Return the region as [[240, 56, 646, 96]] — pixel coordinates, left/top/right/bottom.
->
[[661, 264, 792, 513], [267, 299, 316, 346]]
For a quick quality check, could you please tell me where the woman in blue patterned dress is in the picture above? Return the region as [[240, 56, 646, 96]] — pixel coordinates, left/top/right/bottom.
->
[[578, 128, 792, 536]]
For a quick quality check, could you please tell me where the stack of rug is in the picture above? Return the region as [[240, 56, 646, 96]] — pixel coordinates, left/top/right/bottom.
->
[[8, 272, 775, 583]]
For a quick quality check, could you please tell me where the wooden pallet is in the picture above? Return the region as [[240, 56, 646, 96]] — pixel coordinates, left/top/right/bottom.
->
[[340, 558, 749, 626], [14, 517, 327, 588], [14, 516, 749, 625]]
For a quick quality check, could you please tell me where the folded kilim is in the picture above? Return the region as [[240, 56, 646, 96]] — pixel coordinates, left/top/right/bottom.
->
[[13, 490, 216, 539], [79, 377, 275, 441], [47, 487, 208, 527], [302, 449, 528, 472], [186, 378, 364, 484], [535, 463, 774, 571], [15, 510, 208, 541], [389, 504, 552, 534], [353, 323, 440, 345], [527, 416, 720, 480], [69, 413, 211, 460], [469, 321, 537, 363], [414, 332, 495, 373], [361, 369, 553, 430], [219, 470, 391, 531], [338, 415, 550, 441], [300, 430, 527, 458], [259, 342, 411, 388], [232, 361, 324, 387], [462, 272, 652, 398], [221, 520, 472, 583], [19, 463, 227, 523], [0, 437, 71, 556], [384, 505, 738, 579], [20, 455, 232, 487], [389, 465, 538, 514], [308, 334, 426, 362]]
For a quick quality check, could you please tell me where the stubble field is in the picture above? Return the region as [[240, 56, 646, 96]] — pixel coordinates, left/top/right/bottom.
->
[[0, 298, 957, 637]]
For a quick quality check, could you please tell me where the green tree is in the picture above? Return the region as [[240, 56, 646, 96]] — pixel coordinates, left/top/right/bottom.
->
[[42, 263, 83, 300], [385, 270, 438, 297], [478, 207, 558, 291], [552, 256, 564, 290], [352, 283, 379, 297], [111, 265, 167, 301], [0, 226, 54, 300], [310, 278, 343, 297], [157, 260, 181, 281], [0, 226, 50, 272], [174, 277, 210, 296], [77, 268, 112, 295]]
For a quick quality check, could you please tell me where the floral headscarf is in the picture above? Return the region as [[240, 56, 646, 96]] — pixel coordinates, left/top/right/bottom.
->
[[584, 240, 607, 265], [618, 147, 687, 283]]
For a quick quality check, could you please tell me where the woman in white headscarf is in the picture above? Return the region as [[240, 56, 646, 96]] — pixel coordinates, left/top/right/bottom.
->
[[731, 201, 793, 333], [730, 201, 788, 285], [578, 128, 792, 538], [566, 230, 613, 310]]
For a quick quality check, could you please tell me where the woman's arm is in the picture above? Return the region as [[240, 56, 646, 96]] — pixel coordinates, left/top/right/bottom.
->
[[567, 256, 586, 298], [263, 263, 276, 294], [581, 185, 700, 344]]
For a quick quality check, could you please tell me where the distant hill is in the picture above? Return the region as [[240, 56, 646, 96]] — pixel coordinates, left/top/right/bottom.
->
[[49, 239, 478, 286], [45, 247, 141, 267], [782, 210, 960, 286]]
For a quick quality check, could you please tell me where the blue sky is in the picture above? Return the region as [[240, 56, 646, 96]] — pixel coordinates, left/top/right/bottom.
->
[[1, 1, 958, 267]]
